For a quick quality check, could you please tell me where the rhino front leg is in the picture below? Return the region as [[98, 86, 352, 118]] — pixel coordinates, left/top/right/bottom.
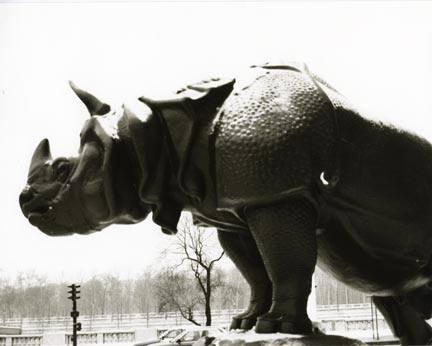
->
[[217, 230, 272, 330], [373, 295, 432, 345], [245, 198, 317, 334]]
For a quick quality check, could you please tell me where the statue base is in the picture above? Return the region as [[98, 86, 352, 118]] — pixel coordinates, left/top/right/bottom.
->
[[210, 331, 366, 346]]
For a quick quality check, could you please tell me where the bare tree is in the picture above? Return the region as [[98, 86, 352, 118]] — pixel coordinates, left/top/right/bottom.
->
[[164, 215, 225, 326], [154, 267, 202, 325]]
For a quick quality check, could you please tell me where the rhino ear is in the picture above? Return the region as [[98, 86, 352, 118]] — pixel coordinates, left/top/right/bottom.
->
[[69, 81, 111, 116], [29, 138, 52, 176]]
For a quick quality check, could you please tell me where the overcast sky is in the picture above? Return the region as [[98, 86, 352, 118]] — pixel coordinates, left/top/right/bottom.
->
[[1, 1, 432, 282]]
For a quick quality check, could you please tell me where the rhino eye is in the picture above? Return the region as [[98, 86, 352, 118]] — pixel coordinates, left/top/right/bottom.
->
[[55, 162, 70, 182]]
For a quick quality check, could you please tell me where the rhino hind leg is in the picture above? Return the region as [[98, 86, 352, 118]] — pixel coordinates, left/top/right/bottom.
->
[[217, 230, 272, 330], [245, 198, 317, 334], [373, 295, 432, 345]]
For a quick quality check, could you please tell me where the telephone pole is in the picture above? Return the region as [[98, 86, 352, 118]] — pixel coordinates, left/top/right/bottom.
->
[[68, 284, 82, 346]]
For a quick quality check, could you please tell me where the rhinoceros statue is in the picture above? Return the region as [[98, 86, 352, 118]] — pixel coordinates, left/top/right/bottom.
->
[[19, 62, 432, 345]]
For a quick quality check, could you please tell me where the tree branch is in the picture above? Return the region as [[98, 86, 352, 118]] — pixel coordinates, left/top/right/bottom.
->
[[209, 251, 225, 269]]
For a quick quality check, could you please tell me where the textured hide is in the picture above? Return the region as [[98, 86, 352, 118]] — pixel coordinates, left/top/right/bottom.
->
[[213, 64, 338, 209]]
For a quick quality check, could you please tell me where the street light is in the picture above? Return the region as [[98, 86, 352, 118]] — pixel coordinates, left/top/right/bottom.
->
[[68, 284, 81, 346]]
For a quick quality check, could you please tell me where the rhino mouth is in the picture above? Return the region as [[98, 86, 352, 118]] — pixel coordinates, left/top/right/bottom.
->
[[28, 204, 95, 236], [21, 197, 52, 220], [21, 200, 56, 229], [29, 205, 51, 215], [20, 189, 96, 236], [28, 205, 53, 225]]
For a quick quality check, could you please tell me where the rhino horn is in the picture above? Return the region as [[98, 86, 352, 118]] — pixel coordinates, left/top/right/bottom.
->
[[29, 138, 52, 175], [69, 81, 111, 116]]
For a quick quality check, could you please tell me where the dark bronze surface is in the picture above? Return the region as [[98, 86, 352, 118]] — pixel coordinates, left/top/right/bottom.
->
[[19, 63, 432, 344]]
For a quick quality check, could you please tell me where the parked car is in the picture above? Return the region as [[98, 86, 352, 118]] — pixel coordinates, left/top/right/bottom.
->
[[140, 326, 225, 346], [134, 327, 187, 346]]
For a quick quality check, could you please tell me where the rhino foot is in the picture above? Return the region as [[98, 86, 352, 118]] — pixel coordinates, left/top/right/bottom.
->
[[229, 317, 242, 330], [255, 312, 312, 334], [240, 317, 257, 330], [229, 296, 272, 330], [230, 316, 257, 330]]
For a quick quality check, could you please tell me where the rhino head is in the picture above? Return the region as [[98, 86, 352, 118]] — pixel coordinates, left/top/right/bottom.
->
[[19, 83, 151, 236]]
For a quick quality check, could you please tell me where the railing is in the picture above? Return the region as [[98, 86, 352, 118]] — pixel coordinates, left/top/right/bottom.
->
[[11, 336, 42, 346], [1, 310, 244, 335], [0, 331, 141, 346], [0, 304, 394, 340], [66, 333, 97, 345], [0, 335, 43, 346], [102, 332, 135, 344], [317, 303, 370, 310]]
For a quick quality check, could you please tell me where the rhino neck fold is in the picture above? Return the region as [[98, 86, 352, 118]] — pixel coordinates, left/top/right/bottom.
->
[[109, 139, 152, 224], [118, 106, 189, 235], [116, 78, 234, 234]]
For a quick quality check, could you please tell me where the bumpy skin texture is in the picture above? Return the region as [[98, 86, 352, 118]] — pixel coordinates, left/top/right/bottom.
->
[[245, 199, 317, 334], [214, 68, 337, 208], [19, 63, 432, 345]]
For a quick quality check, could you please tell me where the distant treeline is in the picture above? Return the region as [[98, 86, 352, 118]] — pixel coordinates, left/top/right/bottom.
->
[[0, 268, 249, 321], [0, 267, 368, 321]]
